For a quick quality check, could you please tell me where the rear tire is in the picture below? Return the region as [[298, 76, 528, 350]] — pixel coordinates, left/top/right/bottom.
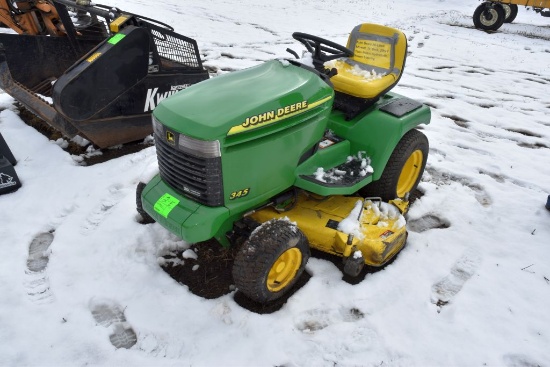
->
[[473, 2, 505, 31], [360, 129, 428, 201], [502, 4, 518, 23], [232, 220, 310, 304]]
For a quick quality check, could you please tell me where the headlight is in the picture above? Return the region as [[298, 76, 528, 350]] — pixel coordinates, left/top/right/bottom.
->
[[152, 115, 220, 158], [152, 115, 163, 137], [178, 134, 221, 158]]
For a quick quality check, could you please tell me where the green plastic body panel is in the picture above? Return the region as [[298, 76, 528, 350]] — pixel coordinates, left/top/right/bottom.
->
[[334, 93, 431, 182], [153, 60, 333, 141], [154, 59, 333, 215], [144, 60, 334, 245], [142, 60, 431, 245], [141, 175, 234, 245], [293, 139, 371, 195], [293, 92, 430, 196]]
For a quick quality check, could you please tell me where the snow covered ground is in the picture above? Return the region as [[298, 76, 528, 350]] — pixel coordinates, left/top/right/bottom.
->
[[1, 0, 550, 365]]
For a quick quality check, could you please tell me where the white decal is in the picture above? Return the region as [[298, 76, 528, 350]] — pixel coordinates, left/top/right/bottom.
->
[[144, 84, 191, 112], [0, 173, 17, 189]]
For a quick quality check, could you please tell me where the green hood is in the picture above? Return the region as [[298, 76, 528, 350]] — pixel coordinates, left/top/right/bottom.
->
[[153, 59, 333, 140]]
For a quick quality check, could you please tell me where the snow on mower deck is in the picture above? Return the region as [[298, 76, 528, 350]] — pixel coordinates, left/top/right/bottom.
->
[[249, 193, 408, 274]]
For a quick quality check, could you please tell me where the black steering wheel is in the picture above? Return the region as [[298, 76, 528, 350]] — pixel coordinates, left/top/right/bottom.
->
[[292, 32, 353, 67]]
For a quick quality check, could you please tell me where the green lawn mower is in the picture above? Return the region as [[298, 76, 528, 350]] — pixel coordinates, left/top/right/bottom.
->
[[138, 23, 431, 304]]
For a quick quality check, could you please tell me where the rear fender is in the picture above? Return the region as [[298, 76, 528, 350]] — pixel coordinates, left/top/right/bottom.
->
[[329, 94, 431, 181]]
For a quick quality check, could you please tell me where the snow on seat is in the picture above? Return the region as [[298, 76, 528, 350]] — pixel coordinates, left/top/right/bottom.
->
[[327, 23, 407, 100]]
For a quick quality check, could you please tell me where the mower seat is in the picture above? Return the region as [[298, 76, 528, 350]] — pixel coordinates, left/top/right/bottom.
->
[[329, 23, 407, 100]]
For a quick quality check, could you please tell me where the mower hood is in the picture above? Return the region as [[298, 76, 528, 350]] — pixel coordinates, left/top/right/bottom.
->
[[153, 59, 334, 141]]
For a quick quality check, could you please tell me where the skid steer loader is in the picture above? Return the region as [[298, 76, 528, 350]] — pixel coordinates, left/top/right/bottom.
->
[[0, 0, 208, 148], [139, 24, 431, 304]]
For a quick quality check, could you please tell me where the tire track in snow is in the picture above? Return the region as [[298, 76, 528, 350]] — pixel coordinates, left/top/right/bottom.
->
[[476, 167, 548, 193], [503, 353, 544, 367], [80, 184, 125, 234]]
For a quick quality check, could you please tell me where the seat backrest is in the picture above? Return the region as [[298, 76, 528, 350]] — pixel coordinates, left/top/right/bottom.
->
[[345, 23, 407, 79]]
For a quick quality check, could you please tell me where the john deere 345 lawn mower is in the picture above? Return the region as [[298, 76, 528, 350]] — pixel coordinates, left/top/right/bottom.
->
[[139, 23, 431, 304]]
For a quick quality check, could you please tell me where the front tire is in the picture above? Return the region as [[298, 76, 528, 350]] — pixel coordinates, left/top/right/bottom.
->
[[360, 129, 428, 201], [136, 182, 155, 224], [473, 2, 506, 31], [232, 219, 310, 303]]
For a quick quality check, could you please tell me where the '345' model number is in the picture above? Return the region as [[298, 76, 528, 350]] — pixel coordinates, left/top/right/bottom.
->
[[229, 188, 250, 200]]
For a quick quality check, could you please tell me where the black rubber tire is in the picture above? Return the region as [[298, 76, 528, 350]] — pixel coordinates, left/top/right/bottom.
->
[[136, 182, 155, 224], [360, 129, 429, 201], [232, 220, 310, 304], [502, 4, 518, 23], [473, 2, 506, 31]]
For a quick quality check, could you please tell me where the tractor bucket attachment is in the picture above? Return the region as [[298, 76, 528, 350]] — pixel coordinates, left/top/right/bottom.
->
[[0, 0, 209, 148]]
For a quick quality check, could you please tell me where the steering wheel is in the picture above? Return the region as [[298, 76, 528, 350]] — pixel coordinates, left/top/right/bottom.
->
[[292, 32, 353, 66]]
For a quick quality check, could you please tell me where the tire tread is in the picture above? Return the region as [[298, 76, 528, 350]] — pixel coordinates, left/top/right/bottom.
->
[[233, 220, 310, 303], [361, 129, 428, 201]]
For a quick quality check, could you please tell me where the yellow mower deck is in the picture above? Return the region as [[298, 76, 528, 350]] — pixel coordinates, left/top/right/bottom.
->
[[250, 192, 408, 267]]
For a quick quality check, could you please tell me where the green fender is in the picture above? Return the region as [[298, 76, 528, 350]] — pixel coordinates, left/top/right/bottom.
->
[[328, 93, 431, 182]]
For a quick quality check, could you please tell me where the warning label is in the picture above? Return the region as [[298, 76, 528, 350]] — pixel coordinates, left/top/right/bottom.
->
[[354, 40, 391, 69], [0, 173, 16, 189]]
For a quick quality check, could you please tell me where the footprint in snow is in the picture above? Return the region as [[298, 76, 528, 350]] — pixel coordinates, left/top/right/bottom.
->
[[425, 167, 492, 207], [81, 184, 125, 234], [408, 214, 450, 233], [294, 307, 364, 333], [417, 34, 430, 48], [90, 300, 137, 349], [468, 183, 492, 207], [25, 231, 55, 304], [136, 332, 185, 358], [431, 248, 482, 310]]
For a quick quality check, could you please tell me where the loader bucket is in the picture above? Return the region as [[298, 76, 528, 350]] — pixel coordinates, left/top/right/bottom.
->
[[0, 1, 209, 148]]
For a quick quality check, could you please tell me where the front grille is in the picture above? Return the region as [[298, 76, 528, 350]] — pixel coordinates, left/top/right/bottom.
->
[[155, 134, 223, 206]]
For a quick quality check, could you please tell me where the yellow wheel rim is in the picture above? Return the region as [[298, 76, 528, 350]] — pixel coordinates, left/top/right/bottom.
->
[[267, 248, 302, 292], [396, 150, 423, 198]]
